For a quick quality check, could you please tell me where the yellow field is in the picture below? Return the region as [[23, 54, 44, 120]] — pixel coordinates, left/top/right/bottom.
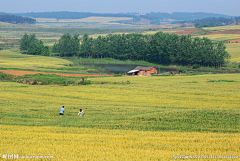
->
[[225, 43, 240, 62], [0, 50, 71, 70], [193, 34, 240, 41], [1, 125, 239, 160], [203, 25, 240, 31], [141, 30, 182, 35], [1, 72, 239, 160], [37, 37, 60, 40]]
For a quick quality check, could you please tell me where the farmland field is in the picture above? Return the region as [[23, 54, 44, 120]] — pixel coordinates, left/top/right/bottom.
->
[[0, 50, 109, 74], [1, 73, 240, 160], [192, 34, 240, 42], [225, 43, 240, 62], [202, 25, 240, 32], [0, 50, 71, 70]]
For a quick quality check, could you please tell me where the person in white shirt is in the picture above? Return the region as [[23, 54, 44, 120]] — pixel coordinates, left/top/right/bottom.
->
[[77, 109, 84, 117]]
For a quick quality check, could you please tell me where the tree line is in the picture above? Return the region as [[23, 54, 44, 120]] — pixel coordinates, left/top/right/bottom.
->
[[20, 34, 49, 56], [53, 32, 230, 67], [235, 16, 240, 25], [0, 14, 36, 24], [193, 17, 234, 28]]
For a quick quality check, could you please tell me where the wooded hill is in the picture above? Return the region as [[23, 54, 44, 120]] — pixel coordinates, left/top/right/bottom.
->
[[191, 17, 234, 28], [0, 14, 36, 24]]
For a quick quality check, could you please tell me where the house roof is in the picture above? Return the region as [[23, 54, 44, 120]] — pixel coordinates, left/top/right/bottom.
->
[[133, 66, 155, 71], [127, 70, 139, 74]]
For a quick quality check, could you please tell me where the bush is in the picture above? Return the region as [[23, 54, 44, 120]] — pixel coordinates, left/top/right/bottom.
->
[[192, 64, 200, 69]]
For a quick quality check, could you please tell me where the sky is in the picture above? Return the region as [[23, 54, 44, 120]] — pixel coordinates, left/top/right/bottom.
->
[[0, 0, 239, 16]]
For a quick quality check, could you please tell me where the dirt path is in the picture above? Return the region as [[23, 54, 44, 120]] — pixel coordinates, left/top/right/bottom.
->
[[0, 70, 113, 77]]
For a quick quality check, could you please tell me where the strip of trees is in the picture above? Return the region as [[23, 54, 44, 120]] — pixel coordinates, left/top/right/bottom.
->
[[53, 32, 230, 67], [20, 34, 49, 56]]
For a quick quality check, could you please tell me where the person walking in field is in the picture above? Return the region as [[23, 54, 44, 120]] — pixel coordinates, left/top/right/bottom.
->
[[59, 106, 64, 115], [77, 109, 84, 117]]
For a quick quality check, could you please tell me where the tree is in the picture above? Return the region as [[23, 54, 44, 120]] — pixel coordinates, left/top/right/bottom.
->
[[19, 34, 49, 56], [19, 34, 29, 51], [53, 33, 80, 57]]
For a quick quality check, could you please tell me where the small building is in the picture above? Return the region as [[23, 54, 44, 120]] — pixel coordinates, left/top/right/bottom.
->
[[127, 66, 157, 76]]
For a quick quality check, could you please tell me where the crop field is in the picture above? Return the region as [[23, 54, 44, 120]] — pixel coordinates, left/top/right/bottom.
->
[[192, 34, 240, 42], [225, 43, 240, 62], [203, 25, 240, 32], [0, 50, 71, 70], [1, 73, 239, 160], [1, 125, 238, 160]]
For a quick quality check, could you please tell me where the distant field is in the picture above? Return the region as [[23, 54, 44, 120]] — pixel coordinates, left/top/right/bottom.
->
[[193, 34, 240, 41], [35, 17, 149, 29], [36, 17, 133, 23], [203, 25, 240, 31]]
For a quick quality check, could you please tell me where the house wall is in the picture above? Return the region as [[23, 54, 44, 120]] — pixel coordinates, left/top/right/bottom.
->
[[150, 68, 157, 74], [137, 68, 157, 76]]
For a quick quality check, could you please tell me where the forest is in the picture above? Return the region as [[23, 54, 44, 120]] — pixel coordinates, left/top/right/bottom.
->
[[52, 32, 230, 67], [0, 14, 36, 24]]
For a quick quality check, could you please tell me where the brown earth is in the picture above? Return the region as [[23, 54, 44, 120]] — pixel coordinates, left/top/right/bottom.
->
[[225, 39, 240, 43], [0, 70, 113, 77], [144, 24, 181, 29], [175, 29, 202, 35]]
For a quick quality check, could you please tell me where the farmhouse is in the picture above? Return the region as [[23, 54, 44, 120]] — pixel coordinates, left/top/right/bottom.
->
[[127, 66, 157, 76]]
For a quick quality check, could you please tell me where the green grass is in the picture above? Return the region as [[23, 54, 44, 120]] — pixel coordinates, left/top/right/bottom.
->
[[207, 79, 238, 82]]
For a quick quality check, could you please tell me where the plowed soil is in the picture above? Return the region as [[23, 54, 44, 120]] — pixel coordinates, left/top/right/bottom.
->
[[0, 70, 112, 77]]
